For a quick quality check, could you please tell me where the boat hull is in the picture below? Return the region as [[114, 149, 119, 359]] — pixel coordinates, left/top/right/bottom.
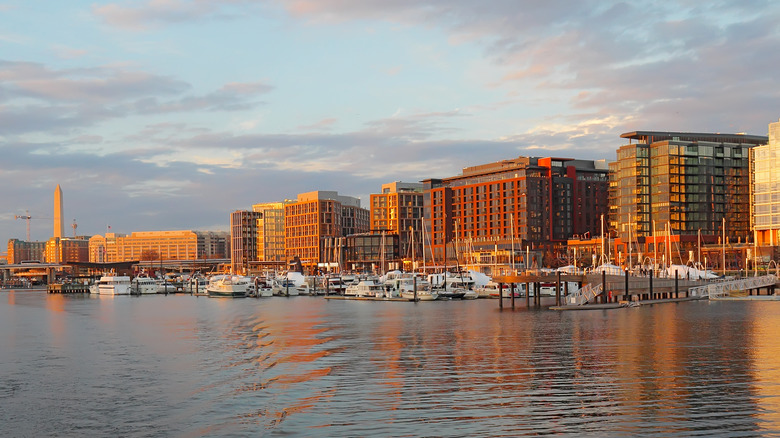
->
[[207, 290, 247, 298]]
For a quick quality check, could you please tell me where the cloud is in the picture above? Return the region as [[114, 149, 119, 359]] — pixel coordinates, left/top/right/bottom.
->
[[0, 60, 273, 134], [92, 0, 257, 30]]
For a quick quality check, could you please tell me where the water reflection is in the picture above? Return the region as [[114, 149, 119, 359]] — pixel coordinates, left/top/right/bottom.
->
[[3, 292, 780, 436]]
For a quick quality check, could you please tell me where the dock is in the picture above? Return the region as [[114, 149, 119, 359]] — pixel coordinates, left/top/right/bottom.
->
[[48, 283, 91, 294]]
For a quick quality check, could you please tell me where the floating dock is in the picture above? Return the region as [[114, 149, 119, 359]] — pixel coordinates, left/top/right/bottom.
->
[[47, 283, 91, 294]]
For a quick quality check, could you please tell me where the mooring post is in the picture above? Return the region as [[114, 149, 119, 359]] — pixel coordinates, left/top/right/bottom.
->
[[675, 272, 679, 298], [535, 282, 541, 307], [414, 275, 418, 302], [511, 282, 515, 308], [602, 270, 607, 304], [498, 282, 503, 309], [556, 271, 561, 306], [526, 282, 530, 306], [649, 269, 654, 301], [624, 268, 629, 302]]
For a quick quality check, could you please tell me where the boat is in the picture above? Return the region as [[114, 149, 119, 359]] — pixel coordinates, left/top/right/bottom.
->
[[130, 276, 158, 295], [184, 276, 208, 294], [383, 272, 432, 299], [474, 281, 502, 298], [156, 279, 178, 294], [206, 275, 249, 298], [400, 285, 438, 301], [345, 280, 385, 298], [461, 289, 478, 300], [272, 278, 299, 296], [93, 275, 132, 295]]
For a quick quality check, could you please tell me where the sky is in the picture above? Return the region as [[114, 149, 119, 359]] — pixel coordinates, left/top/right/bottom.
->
[[1, 0, 779, 248]]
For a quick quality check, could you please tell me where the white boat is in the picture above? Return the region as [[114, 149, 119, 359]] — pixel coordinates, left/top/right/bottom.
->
[[400, 287, 438, 301], [93, 275, 132, 295], [272, 278, 299, 296], [462, 289, 478, 300], [345, 280, 385, 298], [474, 281, 502, 298], [184, 277, 208, 293], [207, 275, 249, 298], [156, 279, 178, 294], [130, 277, 158, 295]]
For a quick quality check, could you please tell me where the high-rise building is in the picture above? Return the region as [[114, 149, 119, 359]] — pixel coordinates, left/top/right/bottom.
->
[[423, 157, 610, 268], [53, 184, 64, 239], [285, 191, 369, 272], [370, 182, 424, 265], [611, 131, 767, 254], [230, 210, 261, 275], [751, 119, 780, 246], [252, 202, 288, 263]]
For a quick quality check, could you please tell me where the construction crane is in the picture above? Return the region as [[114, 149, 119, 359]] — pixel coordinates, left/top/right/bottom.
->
[[13, 210, 51, 242], [14, 210, 32, 241]]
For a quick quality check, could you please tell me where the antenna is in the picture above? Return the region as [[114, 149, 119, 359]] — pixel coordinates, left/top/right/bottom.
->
[[72, 219, 78, 237]]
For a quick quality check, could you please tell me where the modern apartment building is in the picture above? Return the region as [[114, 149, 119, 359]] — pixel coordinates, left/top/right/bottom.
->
[[231, 210, 261, 275], [370, 182, 424, 264], [423, 156, 610, 267], [285, 191, 369, 272], [751, 119, 780, 246], [89, 230, 228, 263], [611, 131, 768, 254], [252, 202, 288, 263]]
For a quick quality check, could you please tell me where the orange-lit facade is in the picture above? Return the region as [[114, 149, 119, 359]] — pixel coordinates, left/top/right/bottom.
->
[[370, 181, 424, 263], [45, 237, 89, 263], [7, 239, 46, 264], [89, 230, 228, 263], [285, 191, 369, 271], [423, 157, 610, 266]]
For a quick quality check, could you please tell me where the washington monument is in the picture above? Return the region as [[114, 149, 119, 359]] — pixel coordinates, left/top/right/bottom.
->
[[54, 184, 64, 239]]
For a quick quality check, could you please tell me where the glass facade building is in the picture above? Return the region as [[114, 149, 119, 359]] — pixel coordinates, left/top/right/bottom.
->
[[751, 119, 780, 245], [611, 131, 768, 247]]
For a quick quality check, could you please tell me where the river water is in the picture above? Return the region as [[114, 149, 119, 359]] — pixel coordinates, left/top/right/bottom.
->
[[2, 290, 780, 437]]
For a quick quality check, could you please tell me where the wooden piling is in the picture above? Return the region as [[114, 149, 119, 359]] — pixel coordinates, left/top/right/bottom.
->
[[510, 283, 515, 308]]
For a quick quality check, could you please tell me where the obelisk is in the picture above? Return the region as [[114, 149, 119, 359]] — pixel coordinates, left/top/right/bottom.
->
[[54, 184, 64, 239]]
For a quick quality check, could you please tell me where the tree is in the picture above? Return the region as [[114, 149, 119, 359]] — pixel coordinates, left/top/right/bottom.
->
[[141, 249, 160, 261]]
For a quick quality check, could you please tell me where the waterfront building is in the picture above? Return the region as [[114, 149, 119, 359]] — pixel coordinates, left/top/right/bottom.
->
[[6, 239, 46, 264], [611, 131, 767, 266], [231, 210, 261, 275], [751, 119, 780, 248], [285, 191, 369, 272], [423, 157, 609, 272], [252, 202, 288, 263], [370, 182, 424, 268], [89, 230, 228, 263], [345, 233, 401, 273], [44, 237, 90, 263]]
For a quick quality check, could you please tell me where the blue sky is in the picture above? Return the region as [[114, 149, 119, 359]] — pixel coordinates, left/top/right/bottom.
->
[[1, 0, 778, 248]]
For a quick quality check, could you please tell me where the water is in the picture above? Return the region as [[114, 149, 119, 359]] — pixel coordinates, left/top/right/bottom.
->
[[3, 291, 780, 437]]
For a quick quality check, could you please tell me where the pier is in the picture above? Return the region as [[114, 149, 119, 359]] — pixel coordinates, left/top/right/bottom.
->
[[492, 271, 780, 310]]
